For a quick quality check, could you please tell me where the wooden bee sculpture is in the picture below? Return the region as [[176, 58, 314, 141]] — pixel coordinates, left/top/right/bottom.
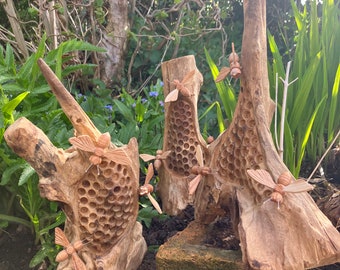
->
[[247, 169, 314, 209], [69, 132, 130, 173], [140, 150, 171, 170], [139, 163, 163, 214], [215, 42, 242, 82], [165, 70, 196, 103], [55, 227, 86, 270], [189, 145, 212, 195]]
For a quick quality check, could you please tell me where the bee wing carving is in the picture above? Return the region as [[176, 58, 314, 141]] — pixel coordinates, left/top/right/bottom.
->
[[71, 253, 86, 270], [181, 70, 196, 84], [283, 179, 314, 193], [104, 148, 130, 166], [55, 227, 70, 248], [139, 154, 156, 162], [215, 67, 231, 83], [69, 135, 96, 153], [246, 169, 276, 190], [160, 150, 171, 159], [189, 175, 202, 195], [165, 89, 179, 103], [147, 193, 163, 214], [144, 163, 154, 185], [196, 145, 204, 167]]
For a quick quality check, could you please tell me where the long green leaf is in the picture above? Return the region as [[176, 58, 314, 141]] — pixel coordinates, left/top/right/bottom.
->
[[112, 99, 135, 122], [18, 164, 36, 186], [5, 43, 15, 75], [2, 91, 29, 124], [328, 63, 340, 142], [289, 51, 321, 133], [204, 48, 236, 122], [0, 162, 26, 185], [295, 95, 327, 175], [199, 101, 225, 134]]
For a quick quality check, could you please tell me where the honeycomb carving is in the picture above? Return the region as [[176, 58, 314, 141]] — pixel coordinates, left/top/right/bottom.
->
[[166, 99, 201, 176], [214, 93, 271, 203], [77, 158, 136, 255]]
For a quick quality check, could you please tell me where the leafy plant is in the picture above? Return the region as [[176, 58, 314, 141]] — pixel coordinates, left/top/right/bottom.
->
[[202, 47, 238, 136], [268, 0, 340, 176]]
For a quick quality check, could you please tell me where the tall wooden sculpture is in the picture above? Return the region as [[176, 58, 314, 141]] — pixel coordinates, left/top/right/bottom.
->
[[156, 0, 340, 268], [4, 59, 147, 270]]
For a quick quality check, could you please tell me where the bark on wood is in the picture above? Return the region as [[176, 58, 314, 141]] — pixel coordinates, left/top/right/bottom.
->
[[158, 0, 340, 268], [4, 59, 147, 269], [0, 0, 29, 58], [97, 0, 129, 87]]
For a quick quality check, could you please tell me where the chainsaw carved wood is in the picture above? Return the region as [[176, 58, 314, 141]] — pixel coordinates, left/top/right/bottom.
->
[[157, 56, 209, 215], [158, 0, 340, 268], [4, 59, 147, 270]]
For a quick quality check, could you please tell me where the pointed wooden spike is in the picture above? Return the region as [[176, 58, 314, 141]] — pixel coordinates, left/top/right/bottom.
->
[[37, 58, 101, 140]]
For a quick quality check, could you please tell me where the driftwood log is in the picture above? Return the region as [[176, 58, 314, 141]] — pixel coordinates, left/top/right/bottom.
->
[[157, 0, 340, 269], [157, 56, 209, 215], [4, 59, 146, 270]]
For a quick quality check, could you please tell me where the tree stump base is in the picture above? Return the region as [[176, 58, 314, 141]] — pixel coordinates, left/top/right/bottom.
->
[[156, 220, 243, 270]]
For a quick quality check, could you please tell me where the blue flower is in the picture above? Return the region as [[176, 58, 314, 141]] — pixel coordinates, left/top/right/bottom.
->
[[159, 81, 164, 87], [132, 103, 136, 108], [149, 91, 159, 97], [141, 98, 148, 104], [105, 104, 113, 111], [77, 93, 87, 101], [159, 101, 164, 107]]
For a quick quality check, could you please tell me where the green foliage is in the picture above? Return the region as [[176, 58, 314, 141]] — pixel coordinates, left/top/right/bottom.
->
[[268, 0, 340, 176], [127, 1, 244, 91], [202, 48, 237, 136]]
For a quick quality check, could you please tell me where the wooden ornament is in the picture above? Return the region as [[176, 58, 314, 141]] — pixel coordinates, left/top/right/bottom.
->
[[247, 169, 314, 207], [69, 132, 130, 169], [165, 70, 195, 103], [139, 163, 163, 214], [55, 227, 86, 270]]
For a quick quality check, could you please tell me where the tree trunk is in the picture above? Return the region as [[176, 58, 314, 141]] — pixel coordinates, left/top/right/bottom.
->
[[97, 0, 129, 88], [0, 0, 28, 58], [157, 55, 207, 215]]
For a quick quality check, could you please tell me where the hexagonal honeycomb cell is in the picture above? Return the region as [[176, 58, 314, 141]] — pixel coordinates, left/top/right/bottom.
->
[[214, 93, 271, 203], [77, 158, 137, 255], [165, 99, 201, 176]]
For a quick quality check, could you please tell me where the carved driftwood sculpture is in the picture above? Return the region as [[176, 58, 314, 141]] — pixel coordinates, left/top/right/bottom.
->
[[157, 0, 340, 268], [157, 56, 209, 215], [4, 59, 147, 270]]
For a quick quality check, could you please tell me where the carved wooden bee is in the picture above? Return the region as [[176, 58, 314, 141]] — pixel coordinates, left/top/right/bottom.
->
[[188, 145, 212, 195], [247, 169, 314, 209], [55, 227, 86, 270], [140, 150, 171, 170], [165, 70, 196, 103], [138, 163, 163, 214], [215, 42, 242, 82], [69, 132, 130, 173]]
